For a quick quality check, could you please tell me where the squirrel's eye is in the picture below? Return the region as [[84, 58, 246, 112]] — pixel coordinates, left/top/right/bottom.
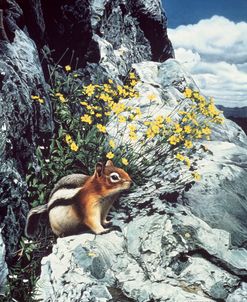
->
[[110, 172, 120, 183]]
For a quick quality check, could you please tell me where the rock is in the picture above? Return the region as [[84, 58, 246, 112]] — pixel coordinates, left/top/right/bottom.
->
[[15, 0, 173, 70], [0, 231, 8, 296], [0, 29, 53, 258], [36, 209, 245, 301], [113, 59, 247, 247], [227, 283, 247, 302]]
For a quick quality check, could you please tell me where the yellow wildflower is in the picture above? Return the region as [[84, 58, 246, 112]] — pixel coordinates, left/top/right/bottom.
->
[[128, 125, 137, 132], [130, 80, 137, 86], [146, 128, 155, 139], [208, 103, 219, 117], [129, 72, 136, 79], [135, 107, 142, 117], [176, 153, 185, 161], [184, 140, 193, 149], [70, 142, 78, 152], [118, 115, 126, 123], [147, 93, 157, 101], [213, 116, 224, 124], [85, 84, 95, 97], [117, 85, 125, 95], [106, 152, 114, 159], [112, 103, 126, 115], [129, 132, 137, 141], [96, 124, 107, 133], [108, 79, 113, 84], [99, 93, 112, 102], [121, 158, 129, 166], [151, 124, 160, 134], [184, 157, 191, 167], [65, 65, 71, 72], [202, 127, 211, 135], [168, 135, 180, 145], [31, 95, 40, 100], [109, 140, 115, 148], [155, 115, 164, 124], [31, 95, 45, 103], [129, 114, 135, 120], [96, 113, 102, 118], [192, 171, 201, 181], [58, 95, 66, 103], [81, 114, 92, 124], [38, 98, 44, 104], [184, 87, 193, 98], [103, 84, 111, 93], [184, 125, 192, 134], [165, 116, 172, 123], [193, 91, 199, 99], [65, 134, 73, 144], [198, 95, 206, 102], [80, 101, 87, 106], [195, 129, 202, 139], [174, 123, 182, 133]]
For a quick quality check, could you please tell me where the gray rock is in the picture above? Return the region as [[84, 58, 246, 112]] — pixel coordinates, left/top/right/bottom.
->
[[36, 208, 245, 301], [114, 59, 247, 247], [0, 29, 53, 258], [0, 231, 8, 296], [227, 283, 247, 302]]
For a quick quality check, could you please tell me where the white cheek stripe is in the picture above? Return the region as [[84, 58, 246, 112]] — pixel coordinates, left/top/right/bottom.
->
[[48, 187, 82, 207]]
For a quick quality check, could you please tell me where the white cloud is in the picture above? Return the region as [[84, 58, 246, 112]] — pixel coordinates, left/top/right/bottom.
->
[[168, 16, 247, 107]]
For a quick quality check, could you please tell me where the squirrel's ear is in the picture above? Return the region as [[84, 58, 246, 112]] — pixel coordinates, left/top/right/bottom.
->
[[95, 162, 104, 177], [105, 160, 114, 167]]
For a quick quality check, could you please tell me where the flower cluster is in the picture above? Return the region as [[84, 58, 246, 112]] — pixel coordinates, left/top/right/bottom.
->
[[65, 134, 79, 152], [76, 72, 141, 165], [47, 63, 224, 182]]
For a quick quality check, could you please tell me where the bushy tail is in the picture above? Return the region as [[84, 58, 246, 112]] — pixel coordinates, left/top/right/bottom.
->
[[25, 204, 48, 238]]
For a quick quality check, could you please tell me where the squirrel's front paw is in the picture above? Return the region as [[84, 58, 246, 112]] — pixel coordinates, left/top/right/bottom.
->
[[98, 225, 122, 235], [103, 221, 113, 228], [110, 225, 122, 232]]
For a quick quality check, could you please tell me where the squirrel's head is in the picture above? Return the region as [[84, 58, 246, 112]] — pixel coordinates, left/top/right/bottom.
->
[[93, 160, 132, 196]]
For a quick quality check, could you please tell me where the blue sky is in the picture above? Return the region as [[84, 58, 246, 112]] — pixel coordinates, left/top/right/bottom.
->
[[163, 0, 247, 107], [163, 0, 247, 28]]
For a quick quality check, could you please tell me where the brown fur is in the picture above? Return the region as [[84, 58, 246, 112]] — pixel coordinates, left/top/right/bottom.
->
[[25, 161, 131, 237]]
